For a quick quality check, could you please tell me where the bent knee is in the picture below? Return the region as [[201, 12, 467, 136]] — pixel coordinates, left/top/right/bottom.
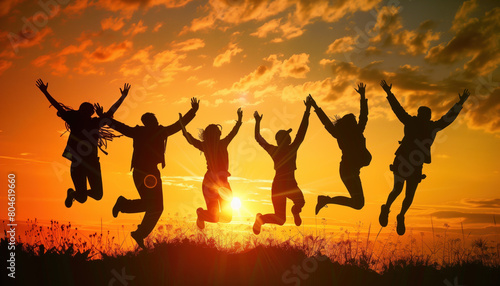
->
[[352, 199, 365, 210]]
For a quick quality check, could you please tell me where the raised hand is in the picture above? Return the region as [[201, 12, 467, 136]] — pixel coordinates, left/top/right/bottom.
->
[[304, 95, 313, 111], [237, 107, 243, 121], [191, 97, 200, 112], [355, 82, 366, 95], [459, 89, 470, 104], [306, 94, 318, 109], [94, 103, 105, 117], [120, 83, 131, 97], [36, 78, 48, 93], [254, 111, 263, 122], [380, 80, 392, 94]]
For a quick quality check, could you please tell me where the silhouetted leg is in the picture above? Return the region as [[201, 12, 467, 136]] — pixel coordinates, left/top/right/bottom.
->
[[400, 178, 419, 217], [385, 175, 405, 209], [289, 187, 305, 226], [120, 171, 148, 213], [70, 161, 88, 204], [199, 175, 221, 223], [86, 157, 103, 201], [132, 169, 163, 238], [260, 192, 287, 226], [329, 162, 364, 210]]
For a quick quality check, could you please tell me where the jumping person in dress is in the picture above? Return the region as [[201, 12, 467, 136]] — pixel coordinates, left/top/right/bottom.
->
[[36, 79, 130, 208], [313, 83, 372, 214], [252, 96, 312, 235], [178, 108, 243, 229], [108, 98, 199, 248], [378, 80, 470, 235]]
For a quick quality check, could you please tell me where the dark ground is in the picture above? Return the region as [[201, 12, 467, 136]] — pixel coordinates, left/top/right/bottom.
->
[[1, 238, 499, 286]]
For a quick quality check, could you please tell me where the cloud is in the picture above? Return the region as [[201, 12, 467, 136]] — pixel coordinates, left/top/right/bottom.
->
[[326, 36, 359, 54], [31, 39, 93, 75], [171, 38, 205, 52], [0, 59, 13, 75], [462, 198, 500, 209], [64, 0, 91, 16], [217, 53, 310, 95], [430, 210, 499, 224], [123, 20, 147, 36], [88, 40, 133, 62], [7, 27, 53, 52], [251, 18, 282, 38], [197, 79, 217, 88], [101, 16, 125, 31], [0, 0, 24, 17], [153, 22, 163, 32], [465, 87, 500, 133], [425, 7, 500, 77], [370, 6, 440, 55], [213, 42, 243, 67], [452, 0, 478, 31], [96, 0, 194, 15], [183, 0, 381, 39]]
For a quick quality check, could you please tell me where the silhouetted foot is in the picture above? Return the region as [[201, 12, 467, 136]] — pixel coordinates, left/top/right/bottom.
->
[[131, 231, 146, 249], [65, 188, 75, 208], [315, 195, 329, 215], [196, 208, 205, 230], [112, 196, 125, 218], [253, 213, 262, 235], [379, 204, 390, 227], [396, 214, 405, 235], [291, 205, 302, 226]]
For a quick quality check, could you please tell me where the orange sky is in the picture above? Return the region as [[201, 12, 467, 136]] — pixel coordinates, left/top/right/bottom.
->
[[0, 0, 499, 239]]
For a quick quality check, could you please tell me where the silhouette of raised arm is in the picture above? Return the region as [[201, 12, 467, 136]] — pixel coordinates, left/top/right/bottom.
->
[[178, 113, 203, 150], [291, 96, 312, 147], [435, 89, 470, 130], [36, 79, 66, 114], [355, 83, 368, 132], [106, 83, 131, 118], [310, 95, 338, 138], [222, 108, 243, 143], [381, 80, 411, 124], [254, 111, 273, 150], [165, 98, 199, 136]]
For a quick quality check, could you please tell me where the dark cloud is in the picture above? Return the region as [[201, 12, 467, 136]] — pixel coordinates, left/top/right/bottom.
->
[[425, 7, 500, 77], [430, 210, 499, 224], [463, 198, 500, 209], [370, 6, 440, 55]]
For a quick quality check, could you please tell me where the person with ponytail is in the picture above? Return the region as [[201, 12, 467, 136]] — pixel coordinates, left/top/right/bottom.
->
[[179, 108, 243, 230], [312, 83, 372, 215], [35, 79, 129, 208]]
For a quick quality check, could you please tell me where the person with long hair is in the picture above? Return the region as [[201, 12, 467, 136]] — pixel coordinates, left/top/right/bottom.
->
[[252, 96, 312, 234], [36, 79, 130, 208], [179, 108, 243, 229], [378, 80, 470, 235], [109, 98, 199, 248], [313, 83, 372, 214]]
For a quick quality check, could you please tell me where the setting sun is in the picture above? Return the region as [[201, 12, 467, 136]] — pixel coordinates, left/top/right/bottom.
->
[[231, 197, 242, 210]]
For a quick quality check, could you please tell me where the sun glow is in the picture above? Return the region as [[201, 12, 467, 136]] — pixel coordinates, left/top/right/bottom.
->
[[231, 197, 242, 210]]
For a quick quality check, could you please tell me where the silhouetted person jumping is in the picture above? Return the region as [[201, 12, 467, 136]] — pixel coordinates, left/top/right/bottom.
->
[[313, 83, 372, 214], [378, 80, 470, 235], [179, 108, 243, 229], [253, 96, 312, 235], [109, 98, 199, 248], [36, 79, 129, 208]]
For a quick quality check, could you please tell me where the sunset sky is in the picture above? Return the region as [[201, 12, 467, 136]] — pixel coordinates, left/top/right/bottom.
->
[[0, 0, 499, 239]]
